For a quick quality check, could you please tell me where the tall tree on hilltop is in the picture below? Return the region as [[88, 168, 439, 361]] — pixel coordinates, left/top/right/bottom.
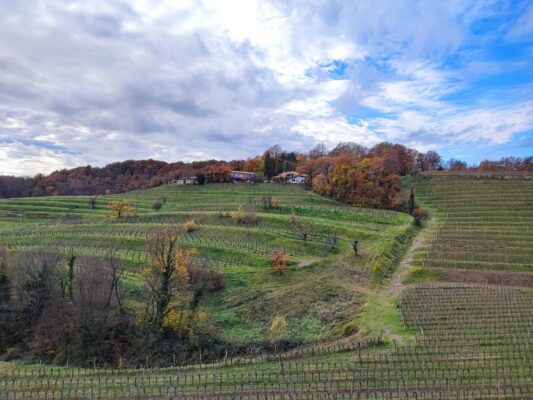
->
[[263, 151, 274, 180]]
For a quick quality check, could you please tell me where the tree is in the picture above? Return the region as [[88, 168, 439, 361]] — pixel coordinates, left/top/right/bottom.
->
[[263, 151, 275, 180], [308, 143, 327, 159], [231, 200, 258, 226], [290, 213, 312, 247], [196, 173, 206, 185], [108, 200, 135, 219], [352, 240, 359, 256], [322, 231, 339, 254], [412, 208, 428, 227], [408, 186, 416, 215], [152, 200, 163, 211], [271, 249, 289, 275], [269, 316, 287, 353], [143, 227, 182, 331], [10, 250, 63, 333]]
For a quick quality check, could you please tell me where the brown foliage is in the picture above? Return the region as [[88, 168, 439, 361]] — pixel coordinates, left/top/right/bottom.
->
[[271, 249, 289, 275], [183, 219, 196, 232]]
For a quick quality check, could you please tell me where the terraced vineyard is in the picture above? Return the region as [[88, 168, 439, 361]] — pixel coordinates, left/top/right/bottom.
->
[[2, 174, 533, 399], [0, 183, 412, 343], [415, 173, 533, 274]]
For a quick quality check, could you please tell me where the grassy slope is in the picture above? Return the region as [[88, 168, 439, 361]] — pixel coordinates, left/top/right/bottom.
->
[[0, 183, 413, 345], [5, 175, 533, 398]]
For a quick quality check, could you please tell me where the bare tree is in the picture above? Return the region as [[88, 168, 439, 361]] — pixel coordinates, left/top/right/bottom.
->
[[322, 231, 339, 254], [88, 196, 97, 210], [290, 213, 312, 247], [10, 250, 63, 330]]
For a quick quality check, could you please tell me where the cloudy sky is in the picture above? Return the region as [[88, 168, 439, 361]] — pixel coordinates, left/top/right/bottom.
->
[[0, 0, 532, 175]]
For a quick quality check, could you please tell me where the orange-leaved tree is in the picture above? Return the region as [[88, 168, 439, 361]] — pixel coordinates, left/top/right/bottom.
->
[[271, 248, 289, 275], [107, 200, 135, 219]]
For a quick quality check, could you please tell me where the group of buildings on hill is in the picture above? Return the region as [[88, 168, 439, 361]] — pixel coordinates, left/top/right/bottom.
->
[[171, 170, 307, 185]]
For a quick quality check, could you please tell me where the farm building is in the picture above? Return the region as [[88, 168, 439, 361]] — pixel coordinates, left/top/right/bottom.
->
[[172, 176, 197, 185], [229, 171, 256, 183], [273, 171, 308, 184]]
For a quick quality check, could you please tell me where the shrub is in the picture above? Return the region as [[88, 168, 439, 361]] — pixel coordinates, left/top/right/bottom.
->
[[269, 316, 287, 352], [411, 208, 428, 227], [231, 202, 258, 226], [340, 321, 359, 337], [152, 200, 163, 211], [183, 219, 196, 232], [271, 248, 289, 275], [271, 196, 280, 207]]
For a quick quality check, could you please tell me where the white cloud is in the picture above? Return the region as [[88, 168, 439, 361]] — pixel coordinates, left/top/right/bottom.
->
[[0, 0, 531, 175]]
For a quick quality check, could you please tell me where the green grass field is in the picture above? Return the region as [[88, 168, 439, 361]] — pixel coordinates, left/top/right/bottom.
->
[[2, 175, 533, 399], [0, 183, 413, 345]]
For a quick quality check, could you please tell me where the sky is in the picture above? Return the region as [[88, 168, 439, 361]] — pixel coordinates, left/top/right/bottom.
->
[[0, 0, 532, 176]]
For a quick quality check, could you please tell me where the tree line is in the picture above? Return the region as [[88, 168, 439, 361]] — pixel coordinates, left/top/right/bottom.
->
[[1, 143, 531, 208]]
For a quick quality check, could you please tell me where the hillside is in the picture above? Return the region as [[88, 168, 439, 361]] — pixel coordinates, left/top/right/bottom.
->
[[0, 183, 412, 347], [1, 174, 533, 399], [411, 173, 533, 283]]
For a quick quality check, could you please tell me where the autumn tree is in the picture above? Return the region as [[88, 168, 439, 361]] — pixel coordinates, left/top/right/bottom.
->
[[271, 249, 289, 275], [108, 200, 135, 218], [143, 227, 182, 331], [269, 316, 287, 352], [308, 143, 327, 159]]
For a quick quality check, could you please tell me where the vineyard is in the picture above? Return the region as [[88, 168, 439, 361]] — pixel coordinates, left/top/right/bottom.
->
[[414, 174, 533, 273], [0, 183, 412, 343], [1, 283, 532, 398], [1, 174, 533, 399]]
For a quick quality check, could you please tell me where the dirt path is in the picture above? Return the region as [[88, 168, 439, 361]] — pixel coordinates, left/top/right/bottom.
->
[[388, 229, 429, 297]]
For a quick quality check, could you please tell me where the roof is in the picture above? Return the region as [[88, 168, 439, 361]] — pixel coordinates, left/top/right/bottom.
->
[[230, 170, 256, 175], [274, 171, 308, 178]]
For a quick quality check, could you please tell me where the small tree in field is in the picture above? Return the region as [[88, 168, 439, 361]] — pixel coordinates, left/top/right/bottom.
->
[[290, 212, 312, 247], [269, 316, 287, 353], [231, 200, 258, 226], [352, 239, 359, 256], [152, 200, 163, 211], [108, 200, 135, 219], [183, 219, 196, 232], [271, 248, 289, 275]]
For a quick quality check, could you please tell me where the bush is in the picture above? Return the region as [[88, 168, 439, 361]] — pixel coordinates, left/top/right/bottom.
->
[[340, 321, 359, 337], [411, 208, 428, 226], [152, 200, 163, 211], [231, 202, 258, 226], [271, 248, 289, 275], [183, 219, 196, 232]]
